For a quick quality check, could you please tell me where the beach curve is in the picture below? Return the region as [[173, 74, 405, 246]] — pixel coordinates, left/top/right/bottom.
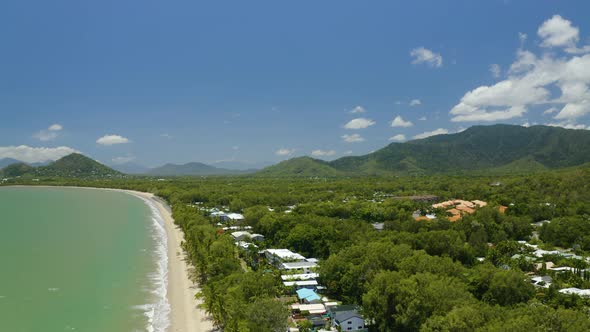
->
[[9, 186, 214, 332]]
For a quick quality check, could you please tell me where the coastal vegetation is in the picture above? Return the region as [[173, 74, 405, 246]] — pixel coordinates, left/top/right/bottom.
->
[[3, 159, 590, 331]]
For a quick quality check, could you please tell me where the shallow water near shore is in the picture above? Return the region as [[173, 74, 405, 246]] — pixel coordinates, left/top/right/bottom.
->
[[0, 187, 167, 332]]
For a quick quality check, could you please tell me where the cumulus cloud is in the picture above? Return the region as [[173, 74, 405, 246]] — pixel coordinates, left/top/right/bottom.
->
[[311, 149, 336, 157], [538, 15, 580, 50], [275, 148, 295, 156], [34, 123, 63, 141], [344, 118, 376, 129], [349, 106, 366, 114], [410, 47, 443, 67], [111, 156, 136, 164], [389, 134, 406, 142], [341, 134, 364, 143], [490, 64, 501, 78], [413, 128, 449, 139], [449, 15, 590, 125], [410, 99, 422, 106], [391, 116, 413, 127], [96, 135, 131, 146], [0, 145, 78, 163], [419, 116, 427, 121]]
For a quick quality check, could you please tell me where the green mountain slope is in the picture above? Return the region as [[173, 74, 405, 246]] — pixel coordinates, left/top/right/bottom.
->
[[0, 153, 122, 178], [0, 158, 22, 169], [147, 162, 252, 176], [256, 157, 343, 177], [258, 124, 590, 176]]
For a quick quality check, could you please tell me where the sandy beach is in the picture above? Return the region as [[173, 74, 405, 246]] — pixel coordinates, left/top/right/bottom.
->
[[9, 186, 214, 332], [127, 190, 215, 332]]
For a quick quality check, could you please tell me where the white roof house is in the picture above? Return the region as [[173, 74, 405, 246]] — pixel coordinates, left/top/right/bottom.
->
[[283, 280, 318, 288], [290, 303, 326, 315], [264, 249, 306, 263], [231, 231, 252, 241], [281, 261, 318, 273], [226, 213, 245, 221], [281, 273, 320, 281], [559, 288, 590, 297]]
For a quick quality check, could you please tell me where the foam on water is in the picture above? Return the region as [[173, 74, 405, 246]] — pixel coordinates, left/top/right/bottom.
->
[[136, 196, 171, 332]]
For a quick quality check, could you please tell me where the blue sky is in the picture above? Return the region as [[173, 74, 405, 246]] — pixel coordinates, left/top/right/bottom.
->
[[1, 1, 589, 167]]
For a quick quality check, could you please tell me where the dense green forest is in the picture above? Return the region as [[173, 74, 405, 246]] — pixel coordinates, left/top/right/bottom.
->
[[3, 163, 590, 331]]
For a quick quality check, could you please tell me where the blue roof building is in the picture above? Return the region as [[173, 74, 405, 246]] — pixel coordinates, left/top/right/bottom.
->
[[296, 288, 321, 304]]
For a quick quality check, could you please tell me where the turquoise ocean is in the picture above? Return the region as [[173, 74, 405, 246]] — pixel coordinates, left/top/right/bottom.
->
[[0, 187, 170, 332]]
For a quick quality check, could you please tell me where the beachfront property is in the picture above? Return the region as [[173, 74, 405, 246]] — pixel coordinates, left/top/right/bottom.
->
[[231, 231, 265, 242], [264, 249, 307, 265]]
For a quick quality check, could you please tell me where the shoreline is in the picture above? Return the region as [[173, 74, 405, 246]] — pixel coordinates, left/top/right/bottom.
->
[[5, 185, 214, 332]]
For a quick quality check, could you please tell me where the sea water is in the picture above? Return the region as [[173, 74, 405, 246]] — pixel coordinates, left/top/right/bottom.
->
[[0, 187, 169, 332]]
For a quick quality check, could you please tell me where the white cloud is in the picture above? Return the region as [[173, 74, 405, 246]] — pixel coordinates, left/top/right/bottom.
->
[[413, 128, 449, 139], [519, 32, 528, 45], [419, 116, 427, 121], [410, 99, 422, 107], [341, 134, 364, 143], [450, 15, 590, 123], [389, 134, 406, 142], [546, 122, 588, 130], [0, 145, 78, 163], [538, 15, 579, 49], [34, 124, 63, 141], [410, 47, 443, 67], [522, 122, 530, 128], [344, 150, 353, 155], [160, 133, 172, 139], [96, 135, 131, 146], [111, 156, 136, 164], [349, 106, 366, 114], [344, 118, 376, 129], [275, 148, 295, 156], [48, 124, 63, 131], [490, 64, 501, 78], [391, 115, 413, 127], [543, 107, 558, 115], [311, 149, 336, 157], [554, 101, 590, 120]]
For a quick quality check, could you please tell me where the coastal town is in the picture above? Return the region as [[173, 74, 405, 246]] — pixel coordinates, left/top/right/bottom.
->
[[187, 192, 590, 331]]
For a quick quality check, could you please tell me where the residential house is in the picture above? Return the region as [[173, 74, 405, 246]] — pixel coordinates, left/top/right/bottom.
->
[[329, 305, 367, 332], [296, 288, 322, 304], [281, 261, 318, 274], [263, 249, 306, 265]]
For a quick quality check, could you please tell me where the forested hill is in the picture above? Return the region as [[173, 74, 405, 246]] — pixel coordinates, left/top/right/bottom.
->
[[259, 124, 590, 176], [147, 162, 254, 176], [0, 153, 122, 178]]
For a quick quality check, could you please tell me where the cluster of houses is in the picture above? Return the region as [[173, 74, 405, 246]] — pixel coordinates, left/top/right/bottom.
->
[[198, 204, 367, 331], [431, 199, 488, 222], [508, 238, 590, 296], [261, 248, 367, 331], [410, 198, 510, 222]]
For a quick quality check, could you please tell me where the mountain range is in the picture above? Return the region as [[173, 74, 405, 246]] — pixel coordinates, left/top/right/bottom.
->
[[145, 162, 255, 176], [2, 124, 590, 178], [258, 124, 590, 176]]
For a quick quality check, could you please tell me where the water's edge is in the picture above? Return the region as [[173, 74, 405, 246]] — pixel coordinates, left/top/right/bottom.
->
[[134, 195, 172, 332]]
